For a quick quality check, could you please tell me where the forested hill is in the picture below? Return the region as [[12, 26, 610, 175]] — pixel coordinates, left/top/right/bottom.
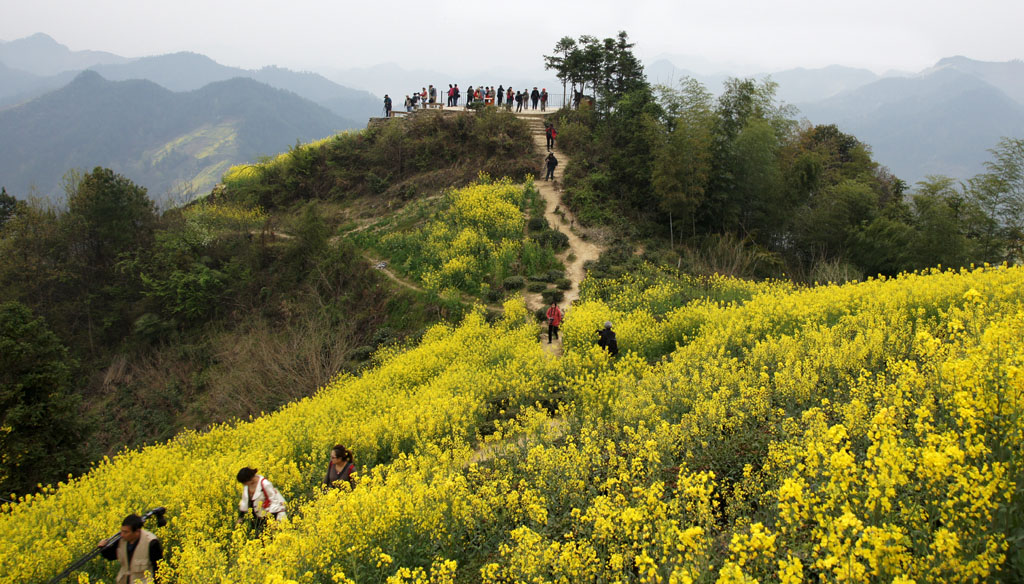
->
[[0, 71, 352, 200]]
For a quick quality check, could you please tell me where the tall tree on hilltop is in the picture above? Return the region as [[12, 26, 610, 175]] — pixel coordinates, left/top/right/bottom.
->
[[544, 36, 577, 108], [653, 79, 715, 243]]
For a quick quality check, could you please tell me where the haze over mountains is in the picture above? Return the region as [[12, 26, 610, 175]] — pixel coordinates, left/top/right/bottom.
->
[[1, 32, 1021, 202], [647, 55, 1024, 184]]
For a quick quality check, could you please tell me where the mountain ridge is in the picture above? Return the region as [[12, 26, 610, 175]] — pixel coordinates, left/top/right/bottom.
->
[[0, 71, 350, 200]]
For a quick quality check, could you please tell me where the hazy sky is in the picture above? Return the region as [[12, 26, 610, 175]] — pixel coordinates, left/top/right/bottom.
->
[[2, 0, 1022, 75]]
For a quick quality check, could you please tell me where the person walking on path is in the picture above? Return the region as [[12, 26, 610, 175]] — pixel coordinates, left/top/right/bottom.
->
[[383, 94, 392, 117], [597, 321, 619, 356], [531, 87, 540, 109], [237, 467, 287, 530], [545, 123, 557, 151], [545, 152, 558, 181], [546, 302, 563, 344], [324, 444, 356, 490], [540, 88, 548, 111], [98, 514, 164, 584]]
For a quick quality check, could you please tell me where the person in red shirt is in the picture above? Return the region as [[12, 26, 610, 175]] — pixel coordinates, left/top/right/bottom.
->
[[545, 302, 563, 344]]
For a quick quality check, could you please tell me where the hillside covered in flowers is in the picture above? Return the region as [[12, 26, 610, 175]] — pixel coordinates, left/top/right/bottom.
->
[[2, 240, 1022, 582]]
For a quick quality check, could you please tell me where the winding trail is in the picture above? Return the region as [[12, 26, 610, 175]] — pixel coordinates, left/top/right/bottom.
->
[[516, 112, 603, 355]]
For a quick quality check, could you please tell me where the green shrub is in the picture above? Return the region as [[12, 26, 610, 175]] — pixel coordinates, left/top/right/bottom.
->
[[527, 282, 547, 293], [528, 274, 551, 283], [555, 278, 572, 290], [528, 217, 549, 232], [503, 276, 526, 290], [541, 289, 564, 304]]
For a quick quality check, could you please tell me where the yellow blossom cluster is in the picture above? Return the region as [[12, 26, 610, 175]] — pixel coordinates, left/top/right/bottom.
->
[[3, 265, 1024, 583], [370, 176, 558, 295]]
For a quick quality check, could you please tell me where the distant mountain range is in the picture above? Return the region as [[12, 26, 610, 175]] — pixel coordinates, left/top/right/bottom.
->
[[646, 55, 1024, 184], [0, 71, 349, 200], [0, 33, 385, 201], [1, 32, 1021, 198], [0, 34, 380, 124]]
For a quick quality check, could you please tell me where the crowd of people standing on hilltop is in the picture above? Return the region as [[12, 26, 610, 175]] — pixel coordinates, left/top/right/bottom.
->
[[391, 84, 550, 114]]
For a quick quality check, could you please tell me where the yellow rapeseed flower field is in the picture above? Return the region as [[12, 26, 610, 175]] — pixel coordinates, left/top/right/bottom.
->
[[3, 265, 1023, 583]]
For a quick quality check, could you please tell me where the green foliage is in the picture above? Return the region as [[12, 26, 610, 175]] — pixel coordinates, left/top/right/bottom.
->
[[527, 282, 548, 293], [502, 276, 525, 290], [540, 289, 564, 304], [0, 302, 86, 496], [66, 167, 157, 267], [0, 187, 19, 229]]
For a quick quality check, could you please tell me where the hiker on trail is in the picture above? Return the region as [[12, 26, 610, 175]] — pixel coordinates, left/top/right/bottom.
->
[[545, 152, 558, 181], [429, 84, 437, 104], [597, 321, 619, 356], [540, 88, 548, 111], [383, 94, 392, 117], [515, 91, 524, 112], [546, 302, 563, 344], [237, 467, 287, 530], [98, 514, 164, 584], [531, 87, 540, 109], [497, 85, 504, 106], [545, 123, 557, 151], [324, 444, 356, 490]]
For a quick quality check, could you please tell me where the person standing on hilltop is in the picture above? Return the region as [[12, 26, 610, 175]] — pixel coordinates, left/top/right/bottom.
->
[[420, 87, 427, 108], [404, 95, 413, 112], [429, 84, 437, 105], [466, 86, 473, 107], [497, 84, 504, 107], [506, 87, 514, 110], [545, 152, 558, 181], [515, 90, 524, 112], [540, 88, 548, 111], [383, 94, 392, 117], [454, 84, 460, 106], [531, 87, 540, 110], [546, 302, 563, 344]]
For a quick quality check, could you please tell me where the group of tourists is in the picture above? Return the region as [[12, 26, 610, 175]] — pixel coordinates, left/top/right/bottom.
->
[[97, 444, 357, 583], [388, 84, 551, 114]]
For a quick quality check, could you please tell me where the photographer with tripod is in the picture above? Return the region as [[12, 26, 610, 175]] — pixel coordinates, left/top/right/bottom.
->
[[96, 513, 163, 584]]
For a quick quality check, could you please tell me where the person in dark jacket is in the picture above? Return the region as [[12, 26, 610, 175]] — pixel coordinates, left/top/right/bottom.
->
[[531, 87, 540, 109], [545, 152, 558, 181], [383, 94, 392, 117], [324, 444, 356, 490], [597, 321, 618, 356]]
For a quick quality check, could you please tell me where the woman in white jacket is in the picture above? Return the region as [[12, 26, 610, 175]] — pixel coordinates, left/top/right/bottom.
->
[[236, 467, 287, 528]]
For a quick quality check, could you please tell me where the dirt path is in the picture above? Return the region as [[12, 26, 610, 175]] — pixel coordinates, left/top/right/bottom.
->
[[517, 113, 603, 356]]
